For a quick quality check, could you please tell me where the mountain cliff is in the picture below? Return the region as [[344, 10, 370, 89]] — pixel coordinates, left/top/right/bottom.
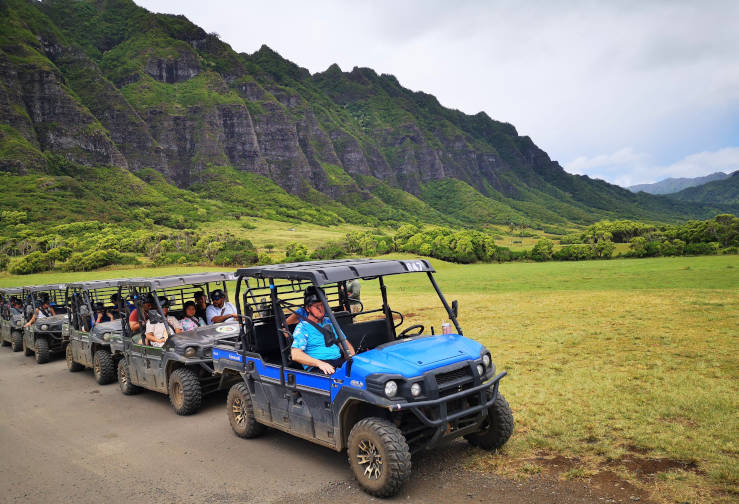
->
[[0, 0, 728, 228]]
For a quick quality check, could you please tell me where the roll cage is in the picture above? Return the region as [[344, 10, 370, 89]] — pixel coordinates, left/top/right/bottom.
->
[[119, 272, 236, 341], [67, 279, 126, 332], [233, 259, 463, 374], [0, 287, 22, 320], [22, 284, 68, 321]]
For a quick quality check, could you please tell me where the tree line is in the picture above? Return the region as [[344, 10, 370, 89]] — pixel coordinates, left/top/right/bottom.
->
[[1, 212, 736, 275]]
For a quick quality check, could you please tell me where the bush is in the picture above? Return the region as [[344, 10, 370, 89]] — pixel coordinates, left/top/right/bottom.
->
[[311, 242, 346, 260], [9, 251, 48, 274], [531, 239, 554, 261], [213, 248, 258, 266], [685, 242, 720, 256], [62, 249, 131, 271], [554, 244, 594, 261], [284, 242, 309, 262]]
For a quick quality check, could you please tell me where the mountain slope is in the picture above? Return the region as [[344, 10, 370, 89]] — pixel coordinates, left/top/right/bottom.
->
[[629, 172, 730, 195], [0, 0, 729, 229], [667, 171, 739, 205]]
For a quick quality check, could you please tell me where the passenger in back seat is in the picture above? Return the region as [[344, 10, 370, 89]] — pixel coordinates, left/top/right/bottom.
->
[[145, 297, 182, 347], [180, 301, 204, 331]]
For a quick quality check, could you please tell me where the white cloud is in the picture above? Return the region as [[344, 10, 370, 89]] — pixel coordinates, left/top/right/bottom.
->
[[659, 147, 739, 179], [564, 146, 739, 187]]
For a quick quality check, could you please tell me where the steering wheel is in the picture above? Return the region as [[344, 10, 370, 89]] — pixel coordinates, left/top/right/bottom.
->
[[397, 324, 424, 338]]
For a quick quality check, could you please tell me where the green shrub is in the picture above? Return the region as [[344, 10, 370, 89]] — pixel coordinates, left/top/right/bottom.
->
[[685, 242, 720, 256], [284, 242, 309, 262], [531, 239, 554, 261], [213, 248, 258, 266], [554, 244, 594, 261], [9, 251, 50, 274], [0, 253, 8, 271], [311, 242, 346, 260]]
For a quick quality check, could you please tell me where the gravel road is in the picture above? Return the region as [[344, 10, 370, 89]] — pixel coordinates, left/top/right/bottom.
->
[[0, 349, 637, 504]]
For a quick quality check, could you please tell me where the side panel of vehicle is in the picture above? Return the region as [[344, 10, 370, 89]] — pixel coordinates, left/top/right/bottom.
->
[[214, 348, 337, 447], [69, 329, 93, 367], [23, 328, 35, 352]]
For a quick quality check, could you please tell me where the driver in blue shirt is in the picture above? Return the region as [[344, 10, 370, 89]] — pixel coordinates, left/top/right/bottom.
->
[[291, 286, 355, 375]]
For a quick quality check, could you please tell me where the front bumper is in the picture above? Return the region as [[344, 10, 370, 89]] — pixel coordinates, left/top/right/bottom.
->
[[388, 370, 506, 425]]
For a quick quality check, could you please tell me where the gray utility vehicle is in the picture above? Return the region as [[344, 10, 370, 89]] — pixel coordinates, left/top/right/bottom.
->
[[22, 284, 70, 364], [1, 287, 24, 351], [117, 273, 242, 415], [66, 279, 128, 384]]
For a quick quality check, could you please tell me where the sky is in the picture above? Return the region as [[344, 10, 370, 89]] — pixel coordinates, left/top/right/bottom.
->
[[136, 0, 739, 187]]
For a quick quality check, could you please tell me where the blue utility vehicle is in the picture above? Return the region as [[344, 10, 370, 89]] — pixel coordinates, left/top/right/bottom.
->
[[213, 259, 513, 497]]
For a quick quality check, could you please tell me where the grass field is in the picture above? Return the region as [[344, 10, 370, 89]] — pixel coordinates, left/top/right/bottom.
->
[[1, 255, 737, 502]]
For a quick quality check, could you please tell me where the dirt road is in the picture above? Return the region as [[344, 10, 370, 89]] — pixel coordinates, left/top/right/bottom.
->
[[0, 349, 638, 504]]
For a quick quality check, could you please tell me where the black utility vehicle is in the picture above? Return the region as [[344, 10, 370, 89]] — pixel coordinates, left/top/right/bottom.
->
[[1, 287, 24, 351], [66, 279, 128, 384], [117, 273, 241, 415], [22, 284, 69, 364], [213, 259, 513, 497]]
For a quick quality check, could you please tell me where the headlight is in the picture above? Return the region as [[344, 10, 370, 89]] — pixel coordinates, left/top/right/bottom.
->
[[384, 380, 398, 398], [103, 332, 112, 341], [184, 346, 197, 358], [14, 319, 21, 327], [476, 364, 485, 376], [410, 382, 422, 397], [483, 353, 491, 368], [41, 324, 49, 331], [203, 348, 212, 359]]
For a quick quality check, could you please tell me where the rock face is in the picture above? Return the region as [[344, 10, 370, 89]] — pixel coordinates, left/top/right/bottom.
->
[[0, 0, 712, 225]]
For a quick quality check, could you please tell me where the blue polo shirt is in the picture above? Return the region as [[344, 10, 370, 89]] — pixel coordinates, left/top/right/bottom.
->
[[291, 317, 341, 368]]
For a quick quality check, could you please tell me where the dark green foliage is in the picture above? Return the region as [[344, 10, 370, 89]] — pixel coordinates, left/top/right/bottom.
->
[[284, 242, 309, 262], [531, 239, 554, 261], [396, 227, 500, 263], [311, 242, 346, 260], [9, 251, 48, 274], [61, 249, 135, 271], [684, 242, 720, 256]]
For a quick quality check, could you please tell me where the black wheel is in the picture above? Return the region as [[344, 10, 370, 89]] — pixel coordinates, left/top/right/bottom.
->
[[168, 368, 202, 415], [22, 336, 33, 356], [117, 359, 141, 395], [66, 345, 84, 372], [35, 337, 50, 364], [347, 417, 411, 497], [465, 393, 514, 450], [227, 382, 265, 438], [11, 331, 23, 352], [93, 349, 115, 385]]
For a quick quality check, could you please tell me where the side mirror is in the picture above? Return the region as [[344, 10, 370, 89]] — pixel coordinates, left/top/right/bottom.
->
[[451, 300, 459, 319]]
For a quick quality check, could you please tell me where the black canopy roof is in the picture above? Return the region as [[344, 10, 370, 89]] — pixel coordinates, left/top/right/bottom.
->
[[236, 259, 435, 286]]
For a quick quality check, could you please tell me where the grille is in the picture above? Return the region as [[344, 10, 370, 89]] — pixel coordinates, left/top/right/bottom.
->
[[435, 366, 472, 387]]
